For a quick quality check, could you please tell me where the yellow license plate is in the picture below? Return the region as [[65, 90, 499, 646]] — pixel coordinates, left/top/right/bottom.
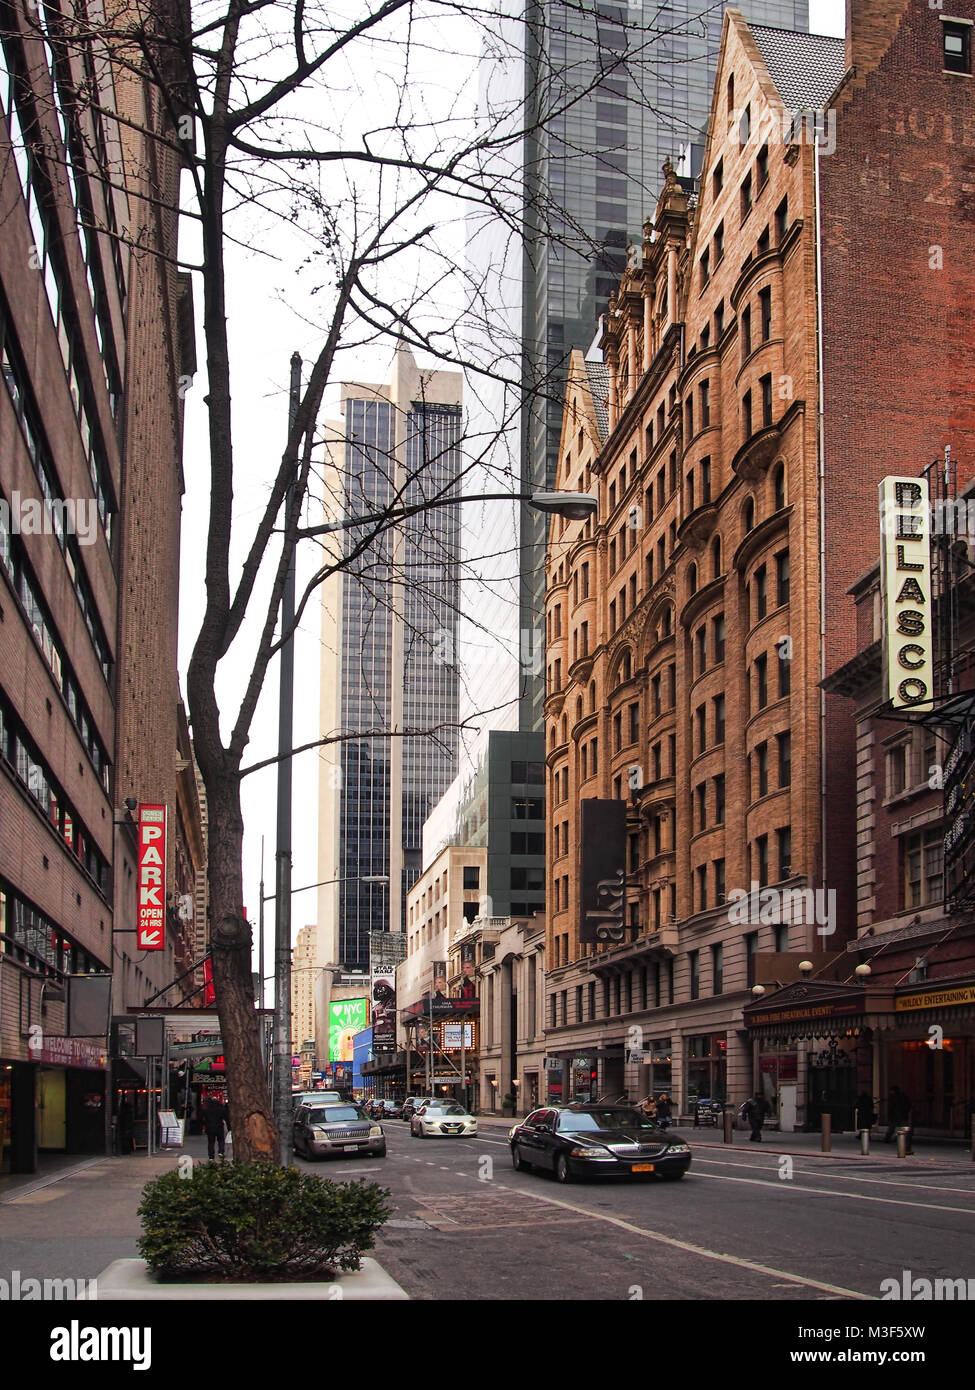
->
[[632, 1163, 655, 1173]]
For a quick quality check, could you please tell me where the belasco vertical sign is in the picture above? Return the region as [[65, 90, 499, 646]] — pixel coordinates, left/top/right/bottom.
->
[[138, 804, 168, 950], [879, 476, 935, 710]]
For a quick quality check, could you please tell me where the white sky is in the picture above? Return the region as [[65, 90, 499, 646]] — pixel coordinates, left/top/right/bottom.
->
[[176, 0, 846, 976]]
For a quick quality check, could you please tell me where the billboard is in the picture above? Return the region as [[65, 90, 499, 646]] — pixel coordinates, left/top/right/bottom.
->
[[579, 799, 627, 943], [371, 963, 397, 1052], [879, 476, 934, 710], [137, 805, 167, 949], [328, 998, 369, 1062]]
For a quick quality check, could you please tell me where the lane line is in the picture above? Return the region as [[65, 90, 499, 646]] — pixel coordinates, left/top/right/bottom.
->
[[441, 1179, 873, 1299], [689, 1169, 975, 1215], [693, 1154, 975, 1197]]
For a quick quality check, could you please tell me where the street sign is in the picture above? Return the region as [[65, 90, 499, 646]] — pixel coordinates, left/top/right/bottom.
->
[[137, 805, 167, 950]]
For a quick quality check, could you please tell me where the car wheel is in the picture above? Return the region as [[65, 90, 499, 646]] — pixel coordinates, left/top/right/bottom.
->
[[377, 1144, 387, 1158], [511, 1145, 531, 1173], [554, 1154, 574, 1184]]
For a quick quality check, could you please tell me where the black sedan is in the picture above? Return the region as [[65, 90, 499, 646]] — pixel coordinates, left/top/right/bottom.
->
[[509, 1105, 692, 1184]]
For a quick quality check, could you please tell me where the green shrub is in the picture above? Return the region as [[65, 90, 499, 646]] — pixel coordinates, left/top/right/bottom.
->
[[137, 1160, 391, 1281]]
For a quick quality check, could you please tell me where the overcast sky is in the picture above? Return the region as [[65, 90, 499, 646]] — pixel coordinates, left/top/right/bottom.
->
[[176, 0, 846, 978]]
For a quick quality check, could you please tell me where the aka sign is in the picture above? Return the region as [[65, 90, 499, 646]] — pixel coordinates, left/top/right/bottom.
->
[[879, 477, 934, 710], [137, 805, 167, 950]]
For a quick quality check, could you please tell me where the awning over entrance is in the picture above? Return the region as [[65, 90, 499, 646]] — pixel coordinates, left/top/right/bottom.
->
[[742, 980, 894, 1041]]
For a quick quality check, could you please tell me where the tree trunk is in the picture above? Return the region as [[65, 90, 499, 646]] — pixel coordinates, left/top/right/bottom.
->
[[206, 771, 278, 1163]]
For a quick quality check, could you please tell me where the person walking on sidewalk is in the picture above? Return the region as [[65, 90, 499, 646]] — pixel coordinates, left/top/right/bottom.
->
[[884, 1086, 912, 1150], [744, 1091, 770, 1142], [203, 1095, 230, 1160]]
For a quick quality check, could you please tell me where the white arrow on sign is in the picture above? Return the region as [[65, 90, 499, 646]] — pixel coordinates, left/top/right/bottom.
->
[[139, 929, 163, 948]]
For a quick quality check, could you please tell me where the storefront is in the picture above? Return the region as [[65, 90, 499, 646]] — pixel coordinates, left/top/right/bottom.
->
[[882, 985, 975, 1135], [685, 1033, 727, 1107], [2, 1038, 109, 1172]]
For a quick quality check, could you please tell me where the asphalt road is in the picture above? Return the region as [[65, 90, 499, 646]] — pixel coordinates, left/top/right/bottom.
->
[[295, 1123, 975, 1302]]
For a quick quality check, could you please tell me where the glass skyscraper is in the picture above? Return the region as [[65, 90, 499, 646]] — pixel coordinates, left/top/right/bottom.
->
[[317, 348, 463, 972], [458, 0, 810, 742]]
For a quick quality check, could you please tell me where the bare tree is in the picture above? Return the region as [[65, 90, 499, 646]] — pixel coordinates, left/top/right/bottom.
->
[[15, 0, 715, 1161]]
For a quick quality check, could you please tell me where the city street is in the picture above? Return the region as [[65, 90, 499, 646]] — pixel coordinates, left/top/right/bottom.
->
[[293, 1122, 975, 1302]]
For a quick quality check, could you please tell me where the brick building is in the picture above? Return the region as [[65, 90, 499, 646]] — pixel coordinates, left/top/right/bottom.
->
[[0, 0, 197, 1171], [543, 3, 975, 1128]]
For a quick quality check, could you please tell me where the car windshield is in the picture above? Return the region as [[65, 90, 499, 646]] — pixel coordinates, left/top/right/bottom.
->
[[427, 1104, 465, 1116], [558, 1108, 655, 1132], [305, 1107, 361, 1124]]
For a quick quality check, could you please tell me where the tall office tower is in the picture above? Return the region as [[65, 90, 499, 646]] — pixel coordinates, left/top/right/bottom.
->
[[316, 347, 463, 973], [458, 0, 810, 743]]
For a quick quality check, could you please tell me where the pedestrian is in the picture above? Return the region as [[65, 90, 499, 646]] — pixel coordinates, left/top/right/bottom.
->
[[640, 1095, 657, 1123], [202, 1093, 230, 1160], [116, 1097, 134, 1154], [884, 1085, 912, 1149], [655, 1093, 673, 1130], [743, 1091, 770, 1142], [855, 1090, 877, 1131]]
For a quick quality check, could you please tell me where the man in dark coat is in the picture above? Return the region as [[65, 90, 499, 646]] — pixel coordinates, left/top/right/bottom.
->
[[744, 1091, 771, 1142], [202, 1094, 230, 1159], [884, 1086, 912, 1147]]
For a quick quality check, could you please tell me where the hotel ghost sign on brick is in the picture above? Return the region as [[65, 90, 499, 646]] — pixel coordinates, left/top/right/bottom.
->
[[879, 476, 935, 710], [137, 804, 167, 950]]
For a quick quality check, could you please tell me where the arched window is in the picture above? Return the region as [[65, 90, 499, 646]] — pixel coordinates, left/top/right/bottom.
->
[[743, 497, 755, 533], [773, 461, 786, 511], [561, 714, 568, 743], [575, 696, 583, 723], [688, 562, 698, 597], [711, 534, 722, 579], [661, 606, 673, 638], [617, 650, 632, 685], [589, 680, 597, 713]]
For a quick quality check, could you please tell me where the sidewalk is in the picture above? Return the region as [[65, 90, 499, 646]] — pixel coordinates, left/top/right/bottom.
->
[[474, 1113, 975, 1167]]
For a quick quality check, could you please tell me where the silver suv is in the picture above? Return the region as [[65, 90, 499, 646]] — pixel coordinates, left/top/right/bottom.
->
[[293, 1103, 386, 1161]]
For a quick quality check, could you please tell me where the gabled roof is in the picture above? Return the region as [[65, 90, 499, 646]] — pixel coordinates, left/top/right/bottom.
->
[[749, 24, 846, 111], [584, 360, 611, 442]]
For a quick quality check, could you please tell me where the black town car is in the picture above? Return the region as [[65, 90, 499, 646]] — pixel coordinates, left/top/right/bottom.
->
[[509, 1105, 692, 1183]]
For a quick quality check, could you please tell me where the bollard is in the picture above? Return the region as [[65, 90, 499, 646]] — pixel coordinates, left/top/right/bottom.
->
[[723, 1109, 734, 1144], [896, 1127, 908, 1159], [859, 1127, 870, 1156], [821, 1113, 831, 1153]]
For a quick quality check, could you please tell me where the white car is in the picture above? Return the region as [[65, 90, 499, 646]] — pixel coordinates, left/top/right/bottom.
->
[[410, 1102, 477, 1138]]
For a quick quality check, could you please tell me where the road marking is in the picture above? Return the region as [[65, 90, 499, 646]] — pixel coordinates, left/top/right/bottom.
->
[[689, 1168, 975, 1215], [693, 1154, 975, 1197], [432, 1181, 873, 1299]]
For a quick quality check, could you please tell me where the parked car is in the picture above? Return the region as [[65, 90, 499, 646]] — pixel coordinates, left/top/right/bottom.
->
[[375, 1099, 400, 1120], [292, 1089, 342, 1115], [411, 1101, 477, 1138], [293, 1102, 386, 1161], [401, 1096, 433, 1122], [509, 1105, 691, 1184]]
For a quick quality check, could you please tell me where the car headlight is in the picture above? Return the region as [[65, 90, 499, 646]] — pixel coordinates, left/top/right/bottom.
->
[[313, 1127, 329, 1139], [666, 1143, 690, 1154], [369, 1125, 383, 1138], [508, 1125, 518, 1140], [569, 1146, 612, 1159]]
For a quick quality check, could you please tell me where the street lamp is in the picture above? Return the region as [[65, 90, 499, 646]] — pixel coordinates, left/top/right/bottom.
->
[[295, 488, 598, 541]]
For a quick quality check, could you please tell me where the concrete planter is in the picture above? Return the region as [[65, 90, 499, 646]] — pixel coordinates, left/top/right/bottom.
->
[[96, 1257, 409, 1301]]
